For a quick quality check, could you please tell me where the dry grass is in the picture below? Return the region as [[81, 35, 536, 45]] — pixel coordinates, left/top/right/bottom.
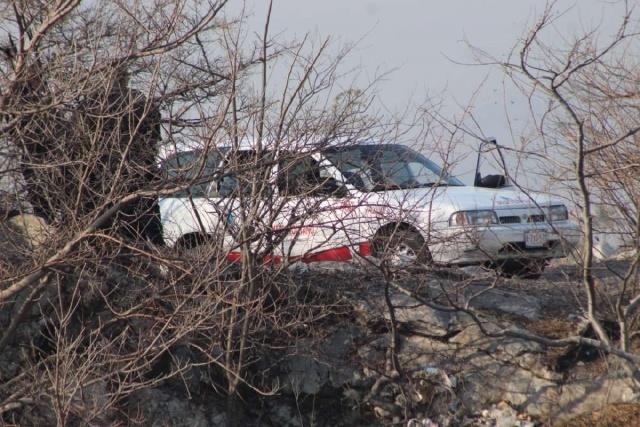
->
[[526, 318, 577, 370], [527, 318, 576, 339], [555, 403, 640, 427], [526, 318, 614, 376]]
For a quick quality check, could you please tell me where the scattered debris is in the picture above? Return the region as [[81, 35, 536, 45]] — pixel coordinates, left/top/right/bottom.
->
[[473, 401, 536, 427], [407, 418, 439, 427]]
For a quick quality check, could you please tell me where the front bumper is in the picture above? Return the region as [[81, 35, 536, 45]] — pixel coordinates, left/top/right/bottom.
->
[[430, 221, 581, 266]]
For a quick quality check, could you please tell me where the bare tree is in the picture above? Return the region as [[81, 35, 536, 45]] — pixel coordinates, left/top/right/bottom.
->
[[9, 1, 640, 425], [455, 1, 640, 380], [0, 1, 392, 425]]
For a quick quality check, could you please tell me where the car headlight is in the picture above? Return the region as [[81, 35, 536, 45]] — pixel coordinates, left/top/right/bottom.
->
[[548, 205, 568, 222], [449, 210, 498, 226]]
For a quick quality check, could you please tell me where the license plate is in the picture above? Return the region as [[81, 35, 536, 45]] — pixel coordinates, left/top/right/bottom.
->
[[525, 230, 546, 248]]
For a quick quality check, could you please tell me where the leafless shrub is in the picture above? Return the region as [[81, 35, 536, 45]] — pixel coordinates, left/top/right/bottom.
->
[[459, 1, 640, 381], [0, 1, 379, 425]]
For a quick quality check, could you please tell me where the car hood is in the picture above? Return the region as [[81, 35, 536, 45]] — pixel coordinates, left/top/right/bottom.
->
[[367, 185, 563, 219], [438, 185, 559, 210]]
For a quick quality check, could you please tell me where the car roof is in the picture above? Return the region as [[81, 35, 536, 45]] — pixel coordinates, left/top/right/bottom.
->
[[162, 140, 397, 158]]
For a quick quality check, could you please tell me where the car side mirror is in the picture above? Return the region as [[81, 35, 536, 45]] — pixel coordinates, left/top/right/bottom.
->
[[476, 174, 507, 188]]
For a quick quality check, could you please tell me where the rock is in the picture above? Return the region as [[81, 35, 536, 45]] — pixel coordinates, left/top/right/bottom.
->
[[537, 375, 637, 422], [399, 334, 456, 369], [168, 345, 205, 395], [7, 213, 51, 248], [488, 401, 518, 427], [306, 261, 362, 273], [67, 380, 120, 425], [357, 335, 390, 367], [280, 326, 363, 394], [462, 284, 542, 320], [266, 402, 301, 427], [329, 364, 357, 388], [459, 354, 553, 409], [458, 345, 637, 423], [209, 412, 227, 426], [128, 388, 215, 427], [391, 293, 456, 334], [285, 354, 330, 395], [0, 346, 22, 380], [474, 401, 536, 427], [355, 288, 457, 335], [322, 325, 362, 359], [449, 322, 503, 347]]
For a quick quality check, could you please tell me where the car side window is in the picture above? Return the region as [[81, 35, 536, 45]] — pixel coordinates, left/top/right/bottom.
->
[[216, 150, 274, 198], [277, 155, 345, 197], [162, 151, 220, 197]]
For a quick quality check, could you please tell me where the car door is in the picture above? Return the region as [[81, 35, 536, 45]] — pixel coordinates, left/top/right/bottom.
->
[[158, 149, 230, 248], [212, 149, 278, 256], [273, 152, 359, 259]]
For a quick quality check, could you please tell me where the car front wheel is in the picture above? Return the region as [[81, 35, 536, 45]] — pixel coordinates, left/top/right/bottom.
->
[[372, 229, 431, 268]]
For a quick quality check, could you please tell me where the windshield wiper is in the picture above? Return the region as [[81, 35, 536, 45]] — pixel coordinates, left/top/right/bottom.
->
[[368, 182, 461, 192], [370, 183, 404, 192], [414, 182, 465, 188], [402, 182, 447, 189]]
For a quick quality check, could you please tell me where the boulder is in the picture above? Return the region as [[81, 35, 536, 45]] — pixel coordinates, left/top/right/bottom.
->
[[537, 375, 637, 422], [357, 334, 391, 367], [280, 327, 363, 395], [450, 322, 636, 423], [285, 354, 330, 395], [478, 401, 536, 427], [128, 388, 222, 427], [7, 213, 51, 248], [354, 288, 458, 336], [322, 325, 363, 359], [265, 401, 302, 427], [462, 284, 542, 320]]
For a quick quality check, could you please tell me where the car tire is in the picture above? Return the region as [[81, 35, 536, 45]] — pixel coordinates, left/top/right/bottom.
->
[[494, 258, 547, 279], [372, 228, 431, 268], [176, 233, 212, 256]]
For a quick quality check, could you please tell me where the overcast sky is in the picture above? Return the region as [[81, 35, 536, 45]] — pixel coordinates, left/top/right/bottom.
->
[[236, 0, 628, 185]]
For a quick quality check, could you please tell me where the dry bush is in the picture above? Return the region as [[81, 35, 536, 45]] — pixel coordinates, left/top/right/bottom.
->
[[0, 1, 380, 425], [464, 1, 640, 380]]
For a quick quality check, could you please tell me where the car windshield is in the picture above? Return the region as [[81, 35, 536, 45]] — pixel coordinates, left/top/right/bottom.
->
[[324, 144, 464, 192]]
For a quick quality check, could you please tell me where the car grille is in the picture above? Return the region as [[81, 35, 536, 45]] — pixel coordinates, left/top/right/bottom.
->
[[499, 240, 560, 253], [499, 216, 521, 224], [496, 208, 548, 225], [528, 214, 546, 223]]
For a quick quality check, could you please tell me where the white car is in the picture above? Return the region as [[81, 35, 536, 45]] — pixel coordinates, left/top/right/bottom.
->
[[159, 143, 580, 277]]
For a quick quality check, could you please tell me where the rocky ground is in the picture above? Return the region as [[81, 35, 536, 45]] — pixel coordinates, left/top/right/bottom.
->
[[1, 216, 639, 426], [124, 260, 638, 426], [258, 260, 638, 427]]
